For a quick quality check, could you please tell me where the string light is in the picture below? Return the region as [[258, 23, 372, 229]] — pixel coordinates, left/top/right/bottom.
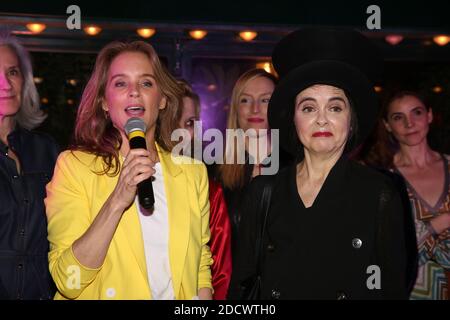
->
[[385, 35, 403, 45], [189, 30, 207, 40], [137, 28, 156, 38], [433, 35, 450, 46], [239, 31, 257, 41], [26, 23, 46, 34], [84, 25, 102, 36]]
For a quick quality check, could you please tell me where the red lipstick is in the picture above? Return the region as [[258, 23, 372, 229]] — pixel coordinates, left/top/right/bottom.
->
[[247, 117, 264, 123], [312, 131, 333, 137]]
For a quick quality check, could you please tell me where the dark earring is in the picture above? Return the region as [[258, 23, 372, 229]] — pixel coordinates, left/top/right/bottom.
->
[[104, 109, 109, 119]]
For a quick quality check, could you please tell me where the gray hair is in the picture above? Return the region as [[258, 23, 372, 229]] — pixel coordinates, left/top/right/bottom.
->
[[0, 30, 46, 129]]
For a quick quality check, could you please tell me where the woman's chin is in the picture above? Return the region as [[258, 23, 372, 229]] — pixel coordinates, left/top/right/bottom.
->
[[305, 142, 346, 156], [0, 105, 20, 118], [400, 136, 427, 147]]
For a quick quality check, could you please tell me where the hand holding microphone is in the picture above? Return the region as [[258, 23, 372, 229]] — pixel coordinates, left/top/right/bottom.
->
[[122, 117, 156, 210]]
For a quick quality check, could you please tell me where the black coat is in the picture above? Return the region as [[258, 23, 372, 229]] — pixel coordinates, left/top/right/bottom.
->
[[221, 148, 293, 253], [229, 157, 411, 300], [0, 127, 59, 299]]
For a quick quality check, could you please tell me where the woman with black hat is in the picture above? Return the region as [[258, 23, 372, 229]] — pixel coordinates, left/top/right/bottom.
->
[[229, 28, 409, 300]]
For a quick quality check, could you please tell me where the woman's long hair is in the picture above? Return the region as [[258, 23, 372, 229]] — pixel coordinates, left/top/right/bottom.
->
[[72, 40, 183, 176], [218, 69, 277, 189]]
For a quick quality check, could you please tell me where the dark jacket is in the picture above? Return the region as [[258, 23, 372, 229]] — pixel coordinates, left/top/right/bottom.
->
[[0, 127, 59, 299], [221, 148, 293, 253], [370, 167, 418, 295], [229, 157, 409, 300]]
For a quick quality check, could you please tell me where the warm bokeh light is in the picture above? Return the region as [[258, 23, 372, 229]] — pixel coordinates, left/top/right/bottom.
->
[[207, 84, 217, 91], [41, 97, 49, 104], [33, 77, 44, 84], [385, 35, 403, 45], [137, 28, 156, 38], [432, 86, 443, 93], [83, 25, 102, 36], [256, 61, 275, 74], [239, 31, 257, 42], [189, 30, 207, 40], [67, 99, 75, 105], [374, 86, 383, 93], [433, 35, 450, 46], [67, 79, 78, 86], [26, 23, 46, 34]]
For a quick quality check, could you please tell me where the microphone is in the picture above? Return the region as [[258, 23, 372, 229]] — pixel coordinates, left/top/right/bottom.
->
[[124, 117, 155, 209]]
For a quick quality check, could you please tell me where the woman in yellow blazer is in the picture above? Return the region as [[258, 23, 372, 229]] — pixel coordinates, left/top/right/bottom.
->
[[45, 41, 213, 300]]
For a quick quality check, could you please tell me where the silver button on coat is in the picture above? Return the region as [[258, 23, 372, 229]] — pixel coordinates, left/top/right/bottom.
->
[[352, 238, 362, 249]]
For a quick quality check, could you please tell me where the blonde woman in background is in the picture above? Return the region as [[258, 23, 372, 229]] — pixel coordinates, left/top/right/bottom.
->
[[217, 69, 291, 252]]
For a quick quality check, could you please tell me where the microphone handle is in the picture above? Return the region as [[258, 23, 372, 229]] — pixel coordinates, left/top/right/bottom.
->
[[129, 135, 155, 209], [137, 178, 155, 209], [129, 135, 146, 149]]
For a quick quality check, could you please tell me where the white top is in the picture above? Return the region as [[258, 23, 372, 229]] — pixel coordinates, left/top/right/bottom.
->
[[136, 161, 175, 300]]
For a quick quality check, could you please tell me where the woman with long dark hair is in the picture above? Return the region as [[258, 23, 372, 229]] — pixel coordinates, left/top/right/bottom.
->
[[361, 91, 449, 300]]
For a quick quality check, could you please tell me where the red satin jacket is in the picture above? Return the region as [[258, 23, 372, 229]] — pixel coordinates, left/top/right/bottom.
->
[[208, 179, 232, 300]]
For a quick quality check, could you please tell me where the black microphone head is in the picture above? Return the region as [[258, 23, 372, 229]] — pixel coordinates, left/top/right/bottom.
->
[[124, 117, 147, 135]]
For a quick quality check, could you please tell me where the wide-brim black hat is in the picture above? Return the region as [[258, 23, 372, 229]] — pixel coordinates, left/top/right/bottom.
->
[[268, 28, 383, 157]]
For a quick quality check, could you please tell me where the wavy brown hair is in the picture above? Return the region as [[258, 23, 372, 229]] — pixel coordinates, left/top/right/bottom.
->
[[218, 68, 277, 189], [72, 40, 183, 176]]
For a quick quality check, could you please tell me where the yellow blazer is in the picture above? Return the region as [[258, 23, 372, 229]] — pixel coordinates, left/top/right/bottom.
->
[[45, 145, 212, 299]]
